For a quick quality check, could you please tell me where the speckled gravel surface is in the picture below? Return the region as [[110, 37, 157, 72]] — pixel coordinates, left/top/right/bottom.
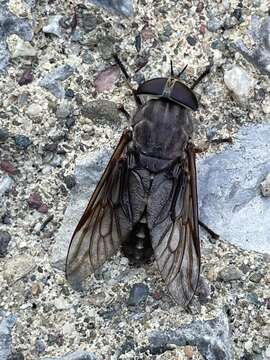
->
[[0, 0, 270, 359]]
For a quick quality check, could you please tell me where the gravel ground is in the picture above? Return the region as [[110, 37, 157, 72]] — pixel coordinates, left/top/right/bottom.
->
[[0, 0, 270, 359]]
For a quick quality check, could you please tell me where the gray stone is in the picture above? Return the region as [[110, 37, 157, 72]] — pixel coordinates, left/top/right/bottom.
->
[[39, 65, 75, 98], [56, 102, 73, 119], [0, 314, 17, 360], [218, 266, 243, 282], [0, 128, 9, 143], [35, 338, 46, 354], [14, 135, 32, 149], [0, 175, 14, 197], [3, 254, 36, 284], [128, 283, 149, 306], [234, 16, 270, 76], [0, 230, 11, 257], [224, 66, 256, 104], [43, 15, 63, 37], [87, 0, 134, 16], [260, 173, 270, 197], [207, 17, 223, 32], [0, 3, 33, 71], [81, 100, 120, 125], [51, 148, 112, 270], [198, 123, 270, 254], [149, 312, 233, 359], [42, 351, 97, 360]]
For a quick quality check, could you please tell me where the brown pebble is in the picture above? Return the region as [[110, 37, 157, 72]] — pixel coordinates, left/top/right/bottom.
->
[[38, 204, 49, 214], [0, 160, 17, 175], [95, 65, 120, 93], [184, 345, 193, 358], [32, 282, 42, 296], [27, 193, 43, 210]]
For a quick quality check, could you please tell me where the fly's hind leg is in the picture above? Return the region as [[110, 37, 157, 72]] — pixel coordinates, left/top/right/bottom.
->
[[189, 143, 220, 241], [199, 220, 219, 240]]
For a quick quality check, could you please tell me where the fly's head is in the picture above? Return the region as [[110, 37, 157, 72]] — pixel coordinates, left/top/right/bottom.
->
[[135, 77, 198, 111]]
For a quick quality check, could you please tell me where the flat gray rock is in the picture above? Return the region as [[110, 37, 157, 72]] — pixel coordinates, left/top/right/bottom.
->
[[149, 312, 233, 359], [0, 313, 17, 360], [88, 0, 134, 16], [235, 16, 270, 77], [198, 123, 270, 254]]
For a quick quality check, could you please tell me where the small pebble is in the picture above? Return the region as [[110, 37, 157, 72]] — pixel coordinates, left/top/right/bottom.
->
[[224, 66, 256, 104], [186, 35, 197, 46], [63, 174, 76, 189], [184, 345, 194, 358], [65, 88, 75, 98], [37, 204, 49, 214], [15, 135, 32, 150], [43, 15, 63, 37], [0, 128, 9, 143], [249, 272, 263, 283], [218, 266, 243, 282], [35, 338, 46, 353], [260, 173, 270, 197], [65, 116, 76, 129], [18, 69, 33, 86], [27, 193, 43, 210], [56, 102, 72, 119], [81, 100, 120, 125], [207, 18, 223, 32], [26, 103, 43, 119], [0, 175, 14, 196], [8, 37, 36, 58], [0, 230, 11, 257], [32, 282, 43, 296], [95, 65, 120, 93], [128, 283, 149, 306], [8, 351, 25, 360], [0, 160, 17, 175]]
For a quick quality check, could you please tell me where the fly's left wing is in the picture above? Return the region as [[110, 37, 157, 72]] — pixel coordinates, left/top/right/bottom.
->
[[148, 143, 200, 306], [65, 130, 132, 290]]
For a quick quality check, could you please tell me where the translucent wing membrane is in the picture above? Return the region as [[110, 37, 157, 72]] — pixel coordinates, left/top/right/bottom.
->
[[65, 130, 131, 290], [150, 143, 200, 306]]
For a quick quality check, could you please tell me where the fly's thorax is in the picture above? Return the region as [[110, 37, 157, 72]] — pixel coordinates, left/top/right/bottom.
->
[[132, 99, 193, 162]]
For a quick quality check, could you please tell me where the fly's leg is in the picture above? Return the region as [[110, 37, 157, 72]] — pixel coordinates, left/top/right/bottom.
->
[[117, 104, 131, 121], [113, 54, 142, 107], [199, 220, 219, 240], [190, 65, 212, 89]]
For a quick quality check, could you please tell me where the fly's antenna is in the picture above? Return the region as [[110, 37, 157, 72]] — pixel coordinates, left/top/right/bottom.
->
[[178, 64, 188, 78], [170, 60, 174, 77]]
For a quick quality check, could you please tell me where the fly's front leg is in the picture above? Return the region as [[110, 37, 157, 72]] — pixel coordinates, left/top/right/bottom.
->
[[117, 104, 131, 121], [113, 54, 142, 107]]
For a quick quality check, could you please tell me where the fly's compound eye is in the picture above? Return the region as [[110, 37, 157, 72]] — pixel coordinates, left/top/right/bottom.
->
[[170, 81, 198, 110]]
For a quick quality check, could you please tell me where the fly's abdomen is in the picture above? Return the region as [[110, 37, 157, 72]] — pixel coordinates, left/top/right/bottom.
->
[[121, 214, 153, 265]]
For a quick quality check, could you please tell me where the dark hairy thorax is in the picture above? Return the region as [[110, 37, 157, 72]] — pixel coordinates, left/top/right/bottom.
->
[[121, 99, 193, 265]]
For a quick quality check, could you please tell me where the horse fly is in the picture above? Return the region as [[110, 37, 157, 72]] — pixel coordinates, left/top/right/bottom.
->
[[66, 57, 217, 306]]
